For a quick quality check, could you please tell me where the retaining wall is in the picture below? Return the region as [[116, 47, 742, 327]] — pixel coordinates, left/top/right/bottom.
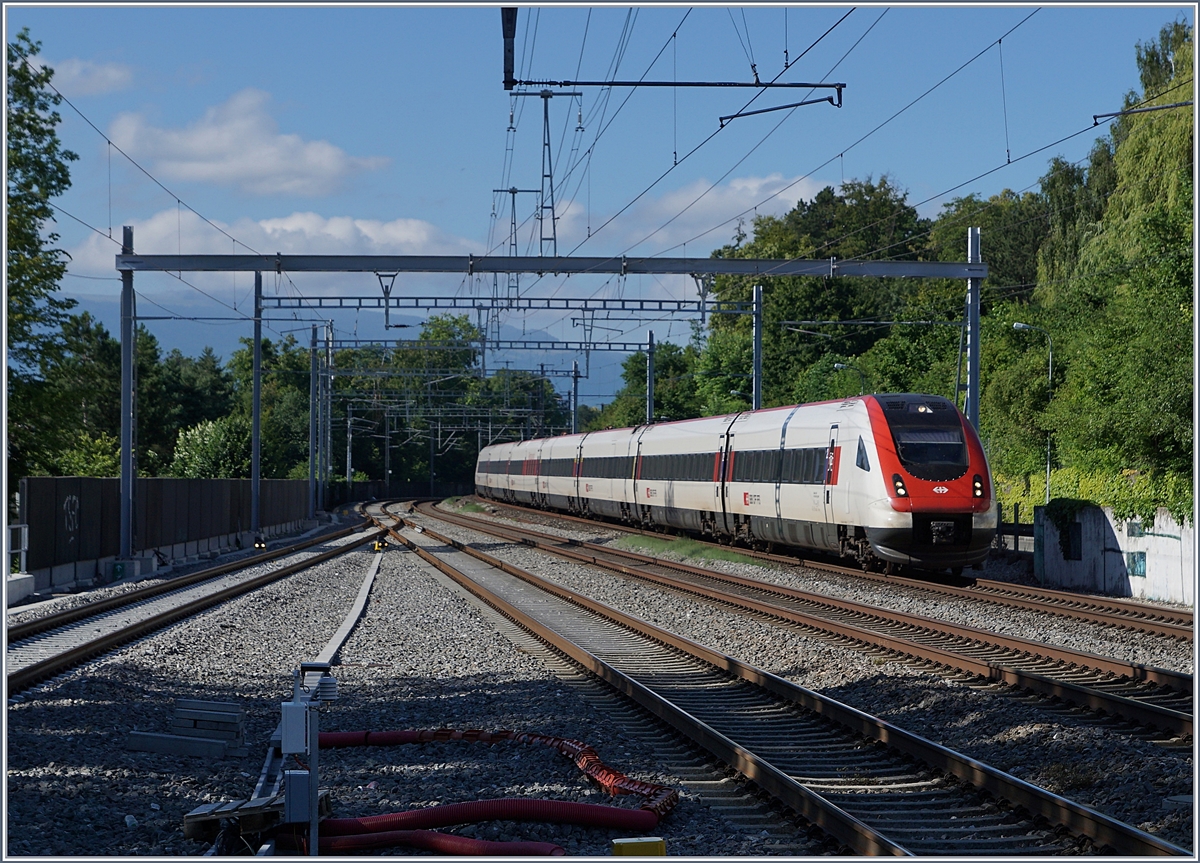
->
[[1035, 505, 1194, 606]]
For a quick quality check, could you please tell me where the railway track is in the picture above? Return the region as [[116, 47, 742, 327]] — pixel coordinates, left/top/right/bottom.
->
[[6, 525, 385, 694], [417, 502, 1192, 737], [6, 522, 365, 642], [478, 499, 1194, 639], [373, 505, 1187, 856]]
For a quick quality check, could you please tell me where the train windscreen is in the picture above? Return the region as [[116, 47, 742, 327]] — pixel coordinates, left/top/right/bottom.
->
[[884, 398, 969, 480]]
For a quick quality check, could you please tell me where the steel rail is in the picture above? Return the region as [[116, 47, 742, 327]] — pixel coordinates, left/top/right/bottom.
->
[[480, 499, 1193, 639], [376, 508, 1188, 857], [964, 577, 1192, 626], [7, 528, 386, 693], [6, 523, 366, 643], [379, 516, 910, 856], [421, 504, 1192, 735]]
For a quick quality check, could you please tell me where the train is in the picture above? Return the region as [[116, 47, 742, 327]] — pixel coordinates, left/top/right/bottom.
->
[[474, 393, 997, 573]]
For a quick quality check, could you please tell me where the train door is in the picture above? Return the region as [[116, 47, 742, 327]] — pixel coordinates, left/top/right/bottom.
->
[[717, 414, 740, 536], [534, 440, 547, 507], [822, 424, 841, 531], [774, 406, 802, 539], [631, 435, 644, 523], [572, 434, 588, 513]]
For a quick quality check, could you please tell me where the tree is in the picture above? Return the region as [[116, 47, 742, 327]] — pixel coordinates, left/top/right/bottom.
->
[[7, 29, 79, 493], [169, 415, 252, 479], [709, 176, 932, 407], [228, 334, 312, 478], [7, 28, 78, 368], [161, 347, 234, 434]]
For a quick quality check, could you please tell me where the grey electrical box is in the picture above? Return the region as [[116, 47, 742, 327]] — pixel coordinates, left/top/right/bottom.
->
[[283, 770, 310, 823], [280, 702, 309, 754]]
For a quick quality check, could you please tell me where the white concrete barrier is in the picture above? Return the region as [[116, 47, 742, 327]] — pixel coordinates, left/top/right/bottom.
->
[[1035, 505, 1193, 605]]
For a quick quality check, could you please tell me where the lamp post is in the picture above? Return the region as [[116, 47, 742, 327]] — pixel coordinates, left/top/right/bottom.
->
[[833, 362, 867, 396], [1014, 322, 1053, 504]]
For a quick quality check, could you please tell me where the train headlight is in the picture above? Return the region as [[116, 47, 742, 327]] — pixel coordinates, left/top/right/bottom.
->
[[892, 474, 908, 497], [973, 474, 984, 498]]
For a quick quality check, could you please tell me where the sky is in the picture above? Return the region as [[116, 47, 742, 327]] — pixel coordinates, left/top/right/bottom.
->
[[6, 3, 1194, 404]]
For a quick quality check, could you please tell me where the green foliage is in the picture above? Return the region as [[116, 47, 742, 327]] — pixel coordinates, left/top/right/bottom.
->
[[7, 29, 79, 492], [6, 28, 78, 370], [585, 340, 702, 430], [47, 431, 121, 477], [993, 467, 1192, 529], [614, 534, 763, 566], [169, 415, 252, 478]]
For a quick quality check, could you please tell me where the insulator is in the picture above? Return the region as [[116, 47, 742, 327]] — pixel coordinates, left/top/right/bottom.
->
[[316, 673, 338, 702]]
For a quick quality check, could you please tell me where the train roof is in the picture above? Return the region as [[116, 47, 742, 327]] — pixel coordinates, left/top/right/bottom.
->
[[478, 393, 962, 454]]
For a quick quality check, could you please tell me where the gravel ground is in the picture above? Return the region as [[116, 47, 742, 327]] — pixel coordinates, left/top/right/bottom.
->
[[5, 526, 787, 856], [448, 501, 1194, 674], [419, 505, 1195, 852]]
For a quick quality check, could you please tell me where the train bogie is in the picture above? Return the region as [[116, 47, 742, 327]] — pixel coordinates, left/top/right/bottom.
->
[[476, 394, 996, 573]]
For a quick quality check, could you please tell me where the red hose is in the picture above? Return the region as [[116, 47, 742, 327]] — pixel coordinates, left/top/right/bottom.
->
[[318, 727, 679, 818], [278, 828, 565, 856], [320, 797, 659, 836], [304, 727, 677, 855]]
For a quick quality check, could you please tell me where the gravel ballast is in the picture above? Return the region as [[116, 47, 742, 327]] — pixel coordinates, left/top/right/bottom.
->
[[449, 502, 1194, 674], [5, 529, 792, 856], [418, 503, 1195, 852]]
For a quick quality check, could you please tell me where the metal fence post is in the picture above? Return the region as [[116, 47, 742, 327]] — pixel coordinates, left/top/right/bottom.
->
[[965, 228, 981, 429], [646, 330, 655, 424], [752, 284, 764, 411], [119, 227, 135, 561], [251, 272, 262, 534]]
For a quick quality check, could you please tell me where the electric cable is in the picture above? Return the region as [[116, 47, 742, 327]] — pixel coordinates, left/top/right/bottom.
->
[[46, 201, 121, 245], [19, 54, 261, 256], [835, 77, 1194, 263], [559, 7, 856, 264], [651, 8, 1042, 260]]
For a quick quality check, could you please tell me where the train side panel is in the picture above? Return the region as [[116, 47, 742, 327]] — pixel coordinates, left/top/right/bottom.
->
[[475, 393, 994, 572]]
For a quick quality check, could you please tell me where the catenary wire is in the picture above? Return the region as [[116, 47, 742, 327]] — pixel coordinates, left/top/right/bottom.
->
[[558, 7, 857, 265], [650, 8, 1043, 260]]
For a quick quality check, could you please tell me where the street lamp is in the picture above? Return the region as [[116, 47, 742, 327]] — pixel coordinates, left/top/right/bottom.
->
[[1014, 322, 1053, 504], [833, 362, 867, 396]]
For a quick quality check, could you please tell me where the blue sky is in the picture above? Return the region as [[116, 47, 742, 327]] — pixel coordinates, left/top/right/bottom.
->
[[7, 3, 1193, 403]]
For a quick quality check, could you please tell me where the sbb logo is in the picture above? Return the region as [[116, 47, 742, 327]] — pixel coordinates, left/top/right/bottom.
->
[[933, 486, 949, 494]]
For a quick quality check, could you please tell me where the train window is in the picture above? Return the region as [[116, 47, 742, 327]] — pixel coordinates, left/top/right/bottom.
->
[[890, 426, 968, 480], [856, 437, 870, 472]]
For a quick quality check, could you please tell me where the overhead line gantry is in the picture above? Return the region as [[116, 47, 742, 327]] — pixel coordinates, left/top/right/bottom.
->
[[113, 231, 987, 567]]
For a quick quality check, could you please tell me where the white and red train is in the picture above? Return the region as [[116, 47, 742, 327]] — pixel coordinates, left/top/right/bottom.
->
[[475, 393, 997, 573]]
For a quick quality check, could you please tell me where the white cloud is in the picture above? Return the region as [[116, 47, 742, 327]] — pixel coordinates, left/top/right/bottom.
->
[[107, 89, 389, 196], [64, 207, 480, 280], [555, 172, 831, 256], [44, 57, 133, 96]]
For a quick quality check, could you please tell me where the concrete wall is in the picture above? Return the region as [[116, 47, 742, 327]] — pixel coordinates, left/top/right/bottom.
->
[[1035, 505, 1193, 605]]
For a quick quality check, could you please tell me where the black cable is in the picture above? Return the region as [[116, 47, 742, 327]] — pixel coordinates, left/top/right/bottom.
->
[[19, 55, 261, 256], [46, 201, 121, 245], [562, 7, 858, 262], [824, 76, 1193, 262], [615, 8, 875, 257], [655, 8, 1041, 259]]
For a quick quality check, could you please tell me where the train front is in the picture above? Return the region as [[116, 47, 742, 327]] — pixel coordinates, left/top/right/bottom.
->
[[863, 395, 997, 571]]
